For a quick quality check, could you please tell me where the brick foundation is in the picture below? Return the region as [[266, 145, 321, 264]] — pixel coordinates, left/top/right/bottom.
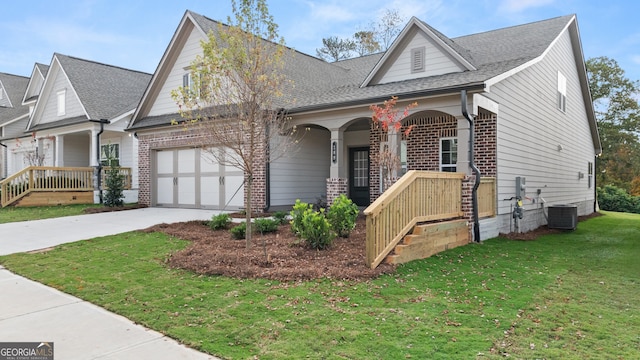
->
[[326, 178, 348, 205]]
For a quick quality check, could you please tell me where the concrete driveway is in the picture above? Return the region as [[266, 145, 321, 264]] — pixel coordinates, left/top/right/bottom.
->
[[0, 207, 222, 255], [0, 207, 223, 359]]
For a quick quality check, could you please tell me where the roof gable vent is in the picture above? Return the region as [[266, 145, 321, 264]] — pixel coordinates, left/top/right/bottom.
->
[[411, 47, 425, 73]]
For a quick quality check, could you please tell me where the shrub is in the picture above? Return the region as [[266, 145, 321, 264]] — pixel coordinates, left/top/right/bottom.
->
[[327, 194, 359, 238], [290, 199, 313, 236], [254, 218, 279, 234], [300, 207, 334, 250], [272, 210, 288, 225], [597, 185, 640, 214], [230, 222, 246, 240], [104, 163, 125, 207], [209, 213, 231, 230]]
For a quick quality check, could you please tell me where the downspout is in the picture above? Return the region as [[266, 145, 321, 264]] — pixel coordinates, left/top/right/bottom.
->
[[461, 90, 482, 243], [0, 142, 7, 179], [90, 119, 110, 204]]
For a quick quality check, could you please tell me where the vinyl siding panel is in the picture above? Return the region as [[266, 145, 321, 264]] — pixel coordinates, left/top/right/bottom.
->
[[489, 30, 595, 218], [39, 68, 85, 124], [270, 127, 330, 205], [148, 28, 204, 117], [3, 117, 28, 138], [377, 30, 464, 84], [63, 133, 90, 166]]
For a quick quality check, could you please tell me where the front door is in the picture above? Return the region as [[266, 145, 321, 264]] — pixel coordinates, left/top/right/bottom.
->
[[349, 147, 370, 206]]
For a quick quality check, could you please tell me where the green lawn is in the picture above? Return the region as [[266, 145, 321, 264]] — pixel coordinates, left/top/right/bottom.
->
[[1, 211, 638, 359], [0, 204, 102, 224]]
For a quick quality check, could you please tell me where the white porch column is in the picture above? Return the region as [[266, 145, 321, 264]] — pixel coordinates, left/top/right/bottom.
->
[[329, 128, 345, 178], [327, 128, 348, 204], [89, 129, 99, 166], [457, 116, 471, 175], [55, 135, 64, 166]]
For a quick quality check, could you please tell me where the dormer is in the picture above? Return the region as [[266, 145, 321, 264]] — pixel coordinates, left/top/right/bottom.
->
[[362, 17, 476, 87]]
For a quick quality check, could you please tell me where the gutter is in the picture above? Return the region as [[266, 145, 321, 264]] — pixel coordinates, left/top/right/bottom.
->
[[461, 90, 482, 243], [287, 83, 485, 115]]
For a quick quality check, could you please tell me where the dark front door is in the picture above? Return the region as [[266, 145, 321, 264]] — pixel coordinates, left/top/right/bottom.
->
[[349, 147, 370, 206]]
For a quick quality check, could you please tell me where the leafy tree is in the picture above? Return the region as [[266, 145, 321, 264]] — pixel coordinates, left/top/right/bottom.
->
[[586, 56, 640, 191], [370, 96, 417, 190], [315, 36, 356, 61], [353, 30, 380, 56], [171, 0, 298, 249]]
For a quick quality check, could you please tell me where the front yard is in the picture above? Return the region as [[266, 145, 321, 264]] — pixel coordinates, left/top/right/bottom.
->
[[0, 211, 638, 359]]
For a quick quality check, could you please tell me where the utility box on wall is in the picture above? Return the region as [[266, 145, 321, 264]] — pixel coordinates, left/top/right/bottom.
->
[[547, 204, 578, 230], [516, 176, 526, 199]]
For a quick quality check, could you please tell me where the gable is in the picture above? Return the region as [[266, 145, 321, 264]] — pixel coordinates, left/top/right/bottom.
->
[[22, 66, 46, 105], [370, 27, 466, 85], [0, 81, 10, 108], [147, 24, 206, 117], [30, 63, 85, 128]]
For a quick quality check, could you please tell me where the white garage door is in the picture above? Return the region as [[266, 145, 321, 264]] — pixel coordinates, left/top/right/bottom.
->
[[154, 147, 244, 210]]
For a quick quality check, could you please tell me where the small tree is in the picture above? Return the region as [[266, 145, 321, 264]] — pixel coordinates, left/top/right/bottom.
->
[[370, 96, 417, 190], [353, 30, 381, 56], [103, 156, 124, 207], [316, 36, 356, 62], [171, 0, 298, 249]]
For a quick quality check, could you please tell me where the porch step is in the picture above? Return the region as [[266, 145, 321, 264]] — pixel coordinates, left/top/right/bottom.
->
[[386, 219, 469, 265]]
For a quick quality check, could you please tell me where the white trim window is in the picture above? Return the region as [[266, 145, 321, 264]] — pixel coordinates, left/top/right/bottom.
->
[[57, 89, 66, 116], [100, 143, 120, 166], [440, 137, 458, 172], [557, 71, 567, 112]]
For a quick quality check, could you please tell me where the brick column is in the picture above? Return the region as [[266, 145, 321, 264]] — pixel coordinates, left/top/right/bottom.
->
[[326, 178, 348, 205]]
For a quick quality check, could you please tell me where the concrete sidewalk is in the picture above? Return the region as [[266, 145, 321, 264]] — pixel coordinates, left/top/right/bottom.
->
[[0, 208, 223, 359]]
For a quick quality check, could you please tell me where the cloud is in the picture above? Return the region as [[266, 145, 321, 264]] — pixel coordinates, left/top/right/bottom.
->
[[631, 55, 640, 65], [499, 0, 555, 13]]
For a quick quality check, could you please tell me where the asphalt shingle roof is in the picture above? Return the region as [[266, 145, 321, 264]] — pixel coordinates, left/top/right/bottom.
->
[[52, 54, 152, 122], [131, 11, 574, 128], [0, 73, 29, 126]]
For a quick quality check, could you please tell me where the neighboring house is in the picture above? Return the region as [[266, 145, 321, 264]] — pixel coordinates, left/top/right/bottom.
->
[[128, 10, 600, 239], [3, 54, 152, 203], [0, 72, 30, 179]]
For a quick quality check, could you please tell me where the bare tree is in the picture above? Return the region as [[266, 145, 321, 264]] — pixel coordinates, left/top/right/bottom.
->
[[171, 0, 299, 248], [375, 9, 405, 51]]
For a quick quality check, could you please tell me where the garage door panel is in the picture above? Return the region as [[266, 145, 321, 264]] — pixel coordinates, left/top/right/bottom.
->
[[178, 149, 195, 172], [201, 176, 220, 207], [225, 175, 245, 208], [156, 177, 174, 204], [156, 151, 173, 175]]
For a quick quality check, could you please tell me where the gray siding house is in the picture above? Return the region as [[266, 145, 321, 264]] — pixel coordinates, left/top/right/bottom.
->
[[128, 11, 599, 238]]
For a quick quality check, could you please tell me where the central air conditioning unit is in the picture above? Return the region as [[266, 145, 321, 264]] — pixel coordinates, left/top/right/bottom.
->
[[547, 204, 578, 230]]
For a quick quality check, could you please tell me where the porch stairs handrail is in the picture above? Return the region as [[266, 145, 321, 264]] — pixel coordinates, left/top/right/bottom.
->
[[0, 166, 95, 207], [363, 170, 465, 269]]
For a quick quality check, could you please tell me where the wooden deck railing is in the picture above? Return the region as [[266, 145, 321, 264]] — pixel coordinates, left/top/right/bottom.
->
[[0, 166, 132, 207], [363, 171, 465, 269], [478, 177, 496, 218]]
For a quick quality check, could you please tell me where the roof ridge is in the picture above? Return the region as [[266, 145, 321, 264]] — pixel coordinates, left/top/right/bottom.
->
[[54, 52, 152, 76], [453, 14, 574, 40]]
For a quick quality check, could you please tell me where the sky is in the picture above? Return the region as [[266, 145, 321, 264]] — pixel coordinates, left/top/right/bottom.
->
[[2, 0, 639, 82]]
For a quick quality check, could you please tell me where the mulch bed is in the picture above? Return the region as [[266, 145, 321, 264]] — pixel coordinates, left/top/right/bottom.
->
[[146, 216, 397, 282]]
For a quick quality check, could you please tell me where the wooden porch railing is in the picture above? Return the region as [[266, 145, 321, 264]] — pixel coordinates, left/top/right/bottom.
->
[[0, 166, 132, 207], [101, 167, 133, 190], [364, 171, 465, 269], [478, 177, 496, 218]]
